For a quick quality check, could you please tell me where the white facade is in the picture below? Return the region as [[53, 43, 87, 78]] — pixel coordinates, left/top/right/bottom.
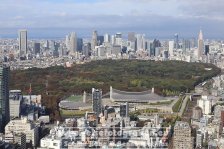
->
[[5, 117, 39, 147], [111, 35, 116, 45], [169, 41, 174, 57], [197, 96, 212, 115], [69, 32, 78, 54], [9, 99, 21, 118], [18, 30, 27, 56], [197, 30, 204, 60], [104, 34, 110, 43], [40, 137, 61, 149], [136, 34, 146, 51]]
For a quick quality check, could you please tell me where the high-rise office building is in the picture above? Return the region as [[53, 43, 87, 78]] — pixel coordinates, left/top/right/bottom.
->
[[0, 65, 9, 132], [65, 35, 70, 50], [115, 33, 122, 46], [198, 29, 204, 60], [127, 32, 137, 51], [70, 32, 78, 54], [92, 88, 102, 117], [182, 39, 191, 53], [128, 32, 136, 42], [82, 43, 91, 57], [104, 34, 110, 43], [150, 39, 161, 56], [174, 33, 179, 50], [169, 41, 174, 57], [34, 43, 41, 54], [18, 30, 28, 56], [91, 30, 98, 50], [136, 34, 145, 51], [111, 35, 116, 45], [205, 45, 209, 55], [97, 36, 104, 46], [173, 121, 193, 149], [77, 38, 83, 52]]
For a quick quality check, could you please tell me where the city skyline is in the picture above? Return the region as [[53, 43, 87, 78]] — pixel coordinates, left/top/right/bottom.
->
[[0, 0, 224, 38]]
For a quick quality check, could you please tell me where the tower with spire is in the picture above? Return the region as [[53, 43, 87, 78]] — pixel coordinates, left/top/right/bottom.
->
[[197, 29, 204, 60]]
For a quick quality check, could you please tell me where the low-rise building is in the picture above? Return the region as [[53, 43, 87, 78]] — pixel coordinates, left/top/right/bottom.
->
[[4, 117, 39, 147]]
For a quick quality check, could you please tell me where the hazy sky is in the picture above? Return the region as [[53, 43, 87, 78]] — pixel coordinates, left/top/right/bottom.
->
[[0, 0, 224, 38]]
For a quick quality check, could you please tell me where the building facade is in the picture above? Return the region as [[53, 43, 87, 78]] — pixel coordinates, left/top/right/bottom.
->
[[173, 121, 193, 149], [19, 30, 28, 56], [0, 65, 9, 132], [92, 88, 102, 117]]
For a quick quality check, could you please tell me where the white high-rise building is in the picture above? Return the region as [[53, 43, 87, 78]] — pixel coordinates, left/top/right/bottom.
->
[[104, 33, 110, 43], [169, 41, 174, 57], [69, 32, 77, 54], [5, 117, 39, 147], [136, 34, 146, 50], [18, 30, 27, 56], [115, 33, 122, 46], [197, 29, 204, 60], [91, 30, 98, 50], [197, 96, 212, 115], [111, 35, 116, 45], [65, 35, 70, 50]]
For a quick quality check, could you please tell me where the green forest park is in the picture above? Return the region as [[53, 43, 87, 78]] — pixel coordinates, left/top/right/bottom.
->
[[9, 60, 221, 120]]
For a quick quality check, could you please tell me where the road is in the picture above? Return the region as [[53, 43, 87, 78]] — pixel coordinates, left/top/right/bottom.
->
[[178, 95, 189, 116]]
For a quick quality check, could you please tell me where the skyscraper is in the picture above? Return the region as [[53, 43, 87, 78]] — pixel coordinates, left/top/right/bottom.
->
[[174, 33, 179, 50], [0, 65, 9, 132], [115, 33, 122, 46], [198, 29, 204, 60], [150, 39, 161, 56], [18, 30, 27, 57], [91, 30, 98, 50], [128, 32, 136, 42], [205, 45, 209, 55], [69, 32, 78, 54], [33, 43, 41, 54], [104, 34, 110, 43], [97, 36, 104, 45], [169, 41, 174, 57], [92, 88, 102, 117], [136, 34, 146, 51]]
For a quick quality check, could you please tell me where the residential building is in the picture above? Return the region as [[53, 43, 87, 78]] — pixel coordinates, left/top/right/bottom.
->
[[173, 121, 193, 149], [5, 117, 39, 147]]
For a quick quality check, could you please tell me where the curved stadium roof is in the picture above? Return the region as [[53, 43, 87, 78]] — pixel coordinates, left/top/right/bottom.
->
[[111, 88, 166, 103]]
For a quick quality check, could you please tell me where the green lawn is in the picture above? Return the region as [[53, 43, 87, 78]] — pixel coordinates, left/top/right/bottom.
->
[[66, 95, 82, 102], [148, 100, 174, 105], [172, 97, 183, 112]]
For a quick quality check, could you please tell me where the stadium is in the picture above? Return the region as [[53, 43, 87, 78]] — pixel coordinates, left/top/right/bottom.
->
[[109, 86, 174, 103], [59, 86, 176, 112]]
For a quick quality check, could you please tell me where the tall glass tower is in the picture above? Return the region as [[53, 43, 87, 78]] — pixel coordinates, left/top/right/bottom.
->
[[18, 30, 27, 57], [91, 30, 98, 50], [198, 29, 204, 60], [0, 65, 9, 132]]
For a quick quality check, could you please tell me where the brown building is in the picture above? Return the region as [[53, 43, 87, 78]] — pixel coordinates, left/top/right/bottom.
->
[[173, 121, 194, 149], [192, 106, 203, 121], [221, 111, 224, 127]]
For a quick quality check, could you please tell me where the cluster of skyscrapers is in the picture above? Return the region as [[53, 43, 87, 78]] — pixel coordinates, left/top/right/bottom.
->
[[14, 29, 208, 67]]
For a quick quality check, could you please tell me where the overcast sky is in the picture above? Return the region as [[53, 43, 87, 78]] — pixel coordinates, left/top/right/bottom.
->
[[0, 0, 224, 38]]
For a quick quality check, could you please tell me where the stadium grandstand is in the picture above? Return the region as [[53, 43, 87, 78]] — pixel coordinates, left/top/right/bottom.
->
[[110, 86, 170, 103]]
